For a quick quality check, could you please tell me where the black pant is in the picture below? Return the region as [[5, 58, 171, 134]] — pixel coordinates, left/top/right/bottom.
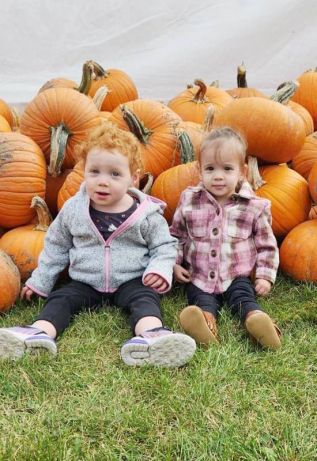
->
[[186, 276, 261, 322], [35, 277, 162, 337]]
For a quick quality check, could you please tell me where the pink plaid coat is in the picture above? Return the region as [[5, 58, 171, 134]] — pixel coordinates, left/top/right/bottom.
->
[[170, 182, 279, 294]]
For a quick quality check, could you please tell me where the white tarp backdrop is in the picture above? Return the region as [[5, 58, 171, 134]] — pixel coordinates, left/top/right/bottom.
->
[[1, 0, 316, 106]]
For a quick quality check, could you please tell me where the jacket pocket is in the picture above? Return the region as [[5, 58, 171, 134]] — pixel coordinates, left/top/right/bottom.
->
[[226, 210, 253, 240], [186, 210, 208, 239]]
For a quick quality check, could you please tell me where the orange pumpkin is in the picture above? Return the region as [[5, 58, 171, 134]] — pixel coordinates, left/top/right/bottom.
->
[[291, 69, 317, 130], [287, 101, 314, 136], [0, 197, 52, 281], [0, 98, 14, 127], [38, 78, 78, 93], [0, 132, 47, 228], [19, 87, 101, 176], [0, 114, 11, 132], [45, 169, 71, 217], [88, 61, 138, 112], [292, 132, 317, 179], [308, 161, 317, 202], [151, 131, 200, 223], [280, 220, 317, 281], [168, 79, 232, 124], [255, 164, 311, 238], [110, 99, 181, 179], [178, 121, 203, 158], [57, 161, 85, 211], [214, 83, 306, 164], [0, 249, 21, 312], [227, 63, 267, 99]]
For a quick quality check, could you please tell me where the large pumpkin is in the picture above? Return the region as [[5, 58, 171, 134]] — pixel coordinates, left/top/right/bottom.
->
[[292, 132, 317, 179], [255, 164, 311, 238], [88, 60, 138, 112], [19, 87, 101, 176], [279, 220, 317, 281], [0, 197, 52, 281], [110, 99, 182, 179], [0, 249, 20, 312], [0, 132, 47, 228], [291, 69, 317, 130], [213, 83, 306, 164], [168, 79, 232, 124]]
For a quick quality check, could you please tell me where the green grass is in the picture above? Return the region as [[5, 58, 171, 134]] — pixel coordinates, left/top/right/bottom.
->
[[0, 274, 317, 460]]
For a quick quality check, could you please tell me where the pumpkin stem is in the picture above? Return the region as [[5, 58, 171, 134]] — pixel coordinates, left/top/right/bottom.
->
[[49, 123, 71, 177], [139, 172, 154, 194], [270, 81, 299, 104], [193, 79, 207, 103], [202, 104, 215, 133], [247, 156, 266, 190], [31, 196, 53, 231], [210, 80, 219, 88], [10, 106, 20, 131], [120, 105, 152, 144], [77, 60, 108, 94], [177, 131, 195, 164], [237, 62, 247, 88], [92, 85, 110, 110]]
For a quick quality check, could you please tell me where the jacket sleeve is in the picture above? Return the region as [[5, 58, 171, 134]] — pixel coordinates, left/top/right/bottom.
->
[[253, 201, 279, 284], [141, 211, 178, 293], [25, 205, 74, 296], [169, 192, 189, 265]]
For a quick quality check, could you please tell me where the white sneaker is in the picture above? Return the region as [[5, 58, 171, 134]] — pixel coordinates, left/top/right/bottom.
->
[[0, 326, 57, 359]]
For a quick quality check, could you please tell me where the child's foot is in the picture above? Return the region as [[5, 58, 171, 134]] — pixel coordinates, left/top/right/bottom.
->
[[245, 311, 281, 350], [179, 305, 219, 346], [0, 326, 57, 359], [120, 327, 196, 367]]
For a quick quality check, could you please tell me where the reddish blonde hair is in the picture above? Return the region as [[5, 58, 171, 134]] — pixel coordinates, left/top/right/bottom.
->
[[77, 120, 143, 175], [199, 127, 247, 166]]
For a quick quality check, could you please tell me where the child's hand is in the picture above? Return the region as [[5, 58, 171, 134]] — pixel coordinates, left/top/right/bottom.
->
[[173, 264, 191, 283], [254, 278, 271, 296], [143, 273, 168, 293], [20, 286, 36, 302]]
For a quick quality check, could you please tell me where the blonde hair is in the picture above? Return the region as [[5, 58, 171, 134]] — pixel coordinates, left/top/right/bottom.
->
[[77, 120, 143, 175], [199, 127, 247, 166]]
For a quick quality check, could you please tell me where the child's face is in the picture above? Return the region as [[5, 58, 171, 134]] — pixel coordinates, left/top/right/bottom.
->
[[199, 140, 246, 205], [84, 147, 139, 212]]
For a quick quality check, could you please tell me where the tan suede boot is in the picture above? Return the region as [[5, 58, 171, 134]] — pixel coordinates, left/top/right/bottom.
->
[[245, 311, 281, 350], [179, 305, 219, 346]]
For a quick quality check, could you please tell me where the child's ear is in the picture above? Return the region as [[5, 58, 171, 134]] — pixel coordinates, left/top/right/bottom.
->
[[131, 169, 141, 188]]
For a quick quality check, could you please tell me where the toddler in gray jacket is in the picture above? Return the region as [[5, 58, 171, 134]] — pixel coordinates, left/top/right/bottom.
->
[[0, 121, 196, 367]]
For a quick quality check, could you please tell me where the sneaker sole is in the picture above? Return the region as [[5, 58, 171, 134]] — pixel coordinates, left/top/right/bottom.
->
[[121, 333, 196, 367], [0, 330, 26, 359], [179, 306, 219, 346]]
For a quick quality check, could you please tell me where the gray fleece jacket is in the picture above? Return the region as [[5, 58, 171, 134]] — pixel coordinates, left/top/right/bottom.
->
[[26, 184, 177, 296]]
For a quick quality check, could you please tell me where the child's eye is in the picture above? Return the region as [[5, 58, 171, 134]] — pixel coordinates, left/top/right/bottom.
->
[[205, 166, 214, 171], [224, 166, 233, 171], [90, 169, 99, 174], [111, 171, 120, 177]]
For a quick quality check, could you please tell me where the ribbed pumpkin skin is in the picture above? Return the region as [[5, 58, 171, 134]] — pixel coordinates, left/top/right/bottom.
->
[[57, 161, 84, 211], [0, 132, 47, 228], [308, 161, 317, 202], [178, 121, 203, 158], [291, 71, 317, 130], [0, 249, 20, 312], [168, 86, 232, 124], [287, 101, 314, 136], [0, 225, 46, 281], [110, 99, 182, 179], [38, 78, 78, 93], [255, 164, 311, 238], [0, 98, 13, 127], [19, 88, 101, 170], [89, 68, 138, 112], [0, 114, 11, 132], [151, 162, 200, 224], [292, 132, 317, 179], [226, 87, 267, 99], [213, 97, 306, 164], [280, 220, 317, 281]]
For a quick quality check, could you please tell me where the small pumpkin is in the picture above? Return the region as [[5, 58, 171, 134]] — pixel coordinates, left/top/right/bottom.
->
[[0, 249, 21, 312], [226, 63, 267, 99], [0, 114, 11, 132], [0, 98, 14, 127], [0, 197, 52, 281], [292, 132, 317, 179], [280, 220, 317, 281], [291, 68, 317, 130]]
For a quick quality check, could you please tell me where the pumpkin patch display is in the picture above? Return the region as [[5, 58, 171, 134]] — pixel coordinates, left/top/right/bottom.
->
[[0, 132, 47, 228], [280, 220, 317, 281], [0, 196, 52, 281], [0, 249, 20, 312]]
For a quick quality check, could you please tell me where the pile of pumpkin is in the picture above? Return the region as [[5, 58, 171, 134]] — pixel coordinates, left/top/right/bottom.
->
[[1, 61, 317, 312]]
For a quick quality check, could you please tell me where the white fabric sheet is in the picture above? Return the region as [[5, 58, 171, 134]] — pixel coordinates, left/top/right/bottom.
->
[[0, 0, 316, 105]]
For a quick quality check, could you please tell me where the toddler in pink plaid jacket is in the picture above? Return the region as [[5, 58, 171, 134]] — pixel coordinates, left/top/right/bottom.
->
[[170, 127, 281, 350]]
